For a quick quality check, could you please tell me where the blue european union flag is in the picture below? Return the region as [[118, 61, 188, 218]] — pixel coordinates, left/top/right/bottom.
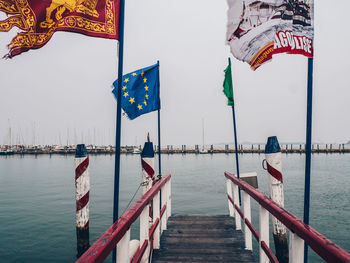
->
[[112, 63, 160, 120]]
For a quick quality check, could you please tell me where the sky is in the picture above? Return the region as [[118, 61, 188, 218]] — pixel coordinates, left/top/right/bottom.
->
[[0, 0, 349, 147]]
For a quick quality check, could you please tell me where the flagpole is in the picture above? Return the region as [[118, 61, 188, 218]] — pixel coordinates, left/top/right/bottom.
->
[[113, 0, 126, 261], [228, 57, 241, 205], [303, 57, 314, 263], [157, 61, 162, 177]]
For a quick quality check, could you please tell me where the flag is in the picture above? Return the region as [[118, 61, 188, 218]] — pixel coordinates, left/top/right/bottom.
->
[[0, 0, 120, 58], [226, 0, 314, 70], [223, 61, 234, 106], [112, 63, 160, 120]]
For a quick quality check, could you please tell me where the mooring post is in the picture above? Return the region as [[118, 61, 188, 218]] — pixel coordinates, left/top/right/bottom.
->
[[141, 134, 155, 194], [264, 137, 289, 263], [225, 144, 229, 153], [75, 144, 90, 258]]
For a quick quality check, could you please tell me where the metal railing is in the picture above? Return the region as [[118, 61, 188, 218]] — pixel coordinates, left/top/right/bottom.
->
[[76, 174, 171, 263], [225, 171, 350, 263]]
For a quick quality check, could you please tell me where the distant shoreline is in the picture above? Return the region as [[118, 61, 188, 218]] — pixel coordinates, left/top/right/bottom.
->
[[1, 145, 349, 155]]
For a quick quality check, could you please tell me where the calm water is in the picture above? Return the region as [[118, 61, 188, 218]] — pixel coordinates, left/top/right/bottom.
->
[[0, 153, 349, 262]]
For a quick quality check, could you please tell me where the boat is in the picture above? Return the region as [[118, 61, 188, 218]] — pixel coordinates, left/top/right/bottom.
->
[[132, 147, 141, 154], [199, 148, 208, 154], [0, 146, 14, 155]]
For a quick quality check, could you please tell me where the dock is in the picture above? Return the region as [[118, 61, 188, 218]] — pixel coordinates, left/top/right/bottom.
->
[[75, 173, 350, 263], [152, 214, 255, 263], [1, 143, 350, 155]]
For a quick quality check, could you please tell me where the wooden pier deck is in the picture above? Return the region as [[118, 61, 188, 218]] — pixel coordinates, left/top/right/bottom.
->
[[152, 214, 256, 263]]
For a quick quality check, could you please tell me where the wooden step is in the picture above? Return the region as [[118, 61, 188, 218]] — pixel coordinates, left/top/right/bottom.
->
[[152, 215, 256, 263]]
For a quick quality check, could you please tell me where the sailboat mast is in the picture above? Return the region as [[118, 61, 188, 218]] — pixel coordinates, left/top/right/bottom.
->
[[8, 119, 11, 147], [202, 118, 204, 150]]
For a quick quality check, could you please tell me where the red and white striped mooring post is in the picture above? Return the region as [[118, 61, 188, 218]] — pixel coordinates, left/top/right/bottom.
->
[[141, 133, 156, 194], [75, 144, 90, 258], [264, 136, 289, 263], [141, 134, 156, 262]]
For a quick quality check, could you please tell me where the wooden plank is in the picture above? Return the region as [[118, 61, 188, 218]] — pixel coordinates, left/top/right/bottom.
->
[[152, 215, 256, 263]]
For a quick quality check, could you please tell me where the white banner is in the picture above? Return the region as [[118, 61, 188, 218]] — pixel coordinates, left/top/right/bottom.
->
[[226, 0, 314, 70]]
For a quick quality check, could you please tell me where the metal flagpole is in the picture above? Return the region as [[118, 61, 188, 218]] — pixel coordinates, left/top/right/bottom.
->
[[303, 57, 314, 263], [113, 0, 126, 261], [229, 57, 241, 205], [157, 61, 162, 178]]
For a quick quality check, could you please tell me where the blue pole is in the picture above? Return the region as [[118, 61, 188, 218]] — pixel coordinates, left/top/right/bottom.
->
[[158, 109, 162, 177], [229, 57, 241, 205], [303, 57, 314, 263], [157, 61, 162, 177], [113, 0, 126, 261]]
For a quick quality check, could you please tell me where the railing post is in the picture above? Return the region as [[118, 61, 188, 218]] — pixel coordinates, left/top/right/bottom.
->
[[140, 204, 149, 263], [242, 191, 252, 250], [161, 184, 167, 233], [166, 179, 171, 220], [259, 205, 269, 263], [233, 183, 241, 230], [153, 191, 160, 249], [226, 178, 234, 217], [289, 232, 304, 263], [116, 229, 130, 263]]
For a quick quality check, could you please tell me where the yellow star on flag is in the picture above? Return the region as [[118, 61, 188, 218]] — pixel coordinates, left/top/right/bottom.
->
[[123, 92, 129, 98], [132, 73, 137, 76], [129, 97, 135, 104], [143, 78, 147, 83], [138, 104, 143, 110], [122, 86, 127, 90], [144, 85, 149, 91], [145, 94, 149, 99], [144, 100, 147, 106], [124, 78, 129, 83], [141, 72, 144, 77]]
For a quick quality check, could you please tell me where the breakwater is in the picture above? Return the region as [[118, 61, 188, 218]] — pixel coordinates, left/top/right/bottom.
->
[[1, 144, 349, 155]]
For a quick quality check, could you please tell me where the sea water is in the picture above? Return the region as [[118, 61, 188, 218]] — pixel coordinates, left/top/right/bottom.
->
[[0, 153, 349, 262]]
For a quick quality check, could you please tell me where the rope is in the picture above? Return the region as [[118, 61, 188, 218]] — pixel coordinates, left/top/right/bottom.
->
[[121, 178, 152, 215], [122, 183, 142, 215]]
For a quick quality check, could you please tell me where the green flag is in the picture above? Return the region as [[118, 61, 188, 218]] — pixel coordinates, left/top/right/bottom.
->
[[223, 61, 234, 106]]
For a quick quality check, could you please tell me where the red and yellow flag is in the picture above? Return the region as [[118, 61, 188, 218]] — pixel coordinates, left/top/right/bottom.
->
[[0, 0, 120, 58]]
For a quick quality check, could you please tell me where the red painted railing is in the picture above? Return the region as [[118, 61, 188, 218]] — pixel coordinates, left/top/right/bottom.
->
[[76, 174, 171, 263], [225, 171, 350, 263]]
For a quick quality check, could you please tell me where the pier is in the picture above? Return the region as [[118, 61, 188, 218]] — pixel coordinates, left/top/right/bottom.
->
[[1, 144, 350, 155], [152, 215, 255, 263], [75, 172, 350, 263]]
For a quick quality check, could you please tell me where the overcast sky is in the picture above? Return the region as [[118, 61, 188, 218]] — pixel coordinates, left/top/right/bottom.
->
[[0, 0, 349, 147]]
